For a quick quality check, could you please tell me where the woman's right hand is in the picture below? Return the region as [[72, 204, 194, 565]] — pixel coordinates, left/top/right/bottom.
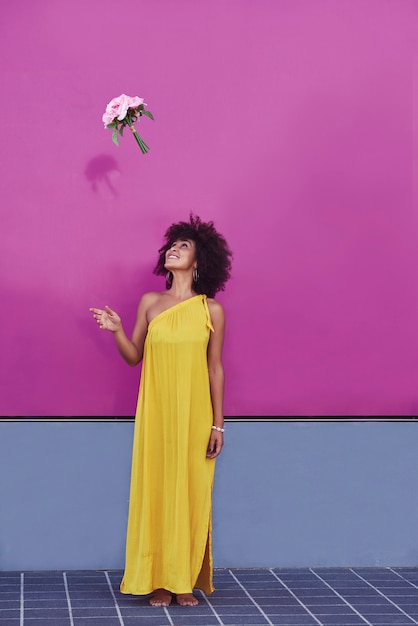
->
[[89, 306, 122, 332]]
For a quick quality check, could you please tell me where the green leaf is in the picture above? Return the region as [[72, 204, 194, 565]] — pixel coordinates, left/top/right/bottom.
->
[[112, 131, 119, 146], [119, 125, 124, 136], [142, 110, 154, 120], [106, 123, 117, 129]]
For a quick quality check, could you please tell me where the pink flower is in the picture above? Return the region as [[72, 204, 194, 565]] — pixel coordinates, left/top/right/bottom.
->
[[126, 95, 144, 109], [102, 94, 145, 127]]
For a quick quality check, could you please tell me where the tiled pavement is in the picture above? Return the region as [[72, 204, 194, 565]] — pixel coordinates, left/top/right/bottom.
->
[[2, 568, 418, 626]]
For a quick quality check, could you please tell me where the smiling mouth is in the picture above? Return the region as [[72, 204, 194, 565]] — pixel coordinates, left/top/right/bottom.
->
[[167, 254, 179, 259]]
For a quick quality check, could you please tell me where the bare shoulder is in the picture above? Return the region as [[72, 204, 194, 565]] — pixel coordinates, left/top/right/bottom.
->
[[139, 291, 162, 304], [137, 291, 160, 309], [136, 291, 163, 315]]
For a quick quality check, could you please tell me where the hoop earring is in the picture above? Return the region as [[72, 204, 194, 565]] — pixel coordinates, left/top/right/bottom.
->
[[193, 268, 199, 282]]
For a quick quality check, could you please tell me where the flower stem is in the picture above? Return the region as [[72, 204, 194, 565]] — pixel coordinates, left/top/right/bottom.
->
[[126, 118, 149, 154]]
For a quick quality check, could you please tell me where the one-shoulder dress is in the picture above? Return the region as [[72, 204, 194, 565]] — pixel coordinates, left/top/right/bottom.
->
[[120, 294, 216, 596]]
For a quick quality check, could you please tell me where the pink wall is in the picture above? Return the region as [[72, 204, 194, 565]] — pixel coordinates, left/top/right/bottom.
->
[[1, 0, 417, 417]]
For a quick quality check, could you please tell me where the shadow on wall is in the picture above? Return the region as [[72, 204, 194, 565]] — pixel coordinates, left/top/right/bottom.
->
[[85, 154, 120, 197]]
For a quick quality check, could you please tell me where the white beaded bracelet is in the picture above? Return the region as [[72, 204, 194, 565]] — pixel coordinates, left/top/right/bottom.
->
[[212, 425, 225, 433]]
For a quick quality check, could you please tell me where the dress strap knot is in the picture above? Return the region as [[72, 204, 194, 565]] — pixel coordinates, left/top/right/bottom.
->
[[202, 295, 215, 332]]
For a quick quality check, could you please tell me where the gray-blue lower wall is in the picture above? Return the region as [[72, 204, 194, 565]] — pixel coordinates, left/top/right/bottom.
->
[[0, 421, 417, 571]]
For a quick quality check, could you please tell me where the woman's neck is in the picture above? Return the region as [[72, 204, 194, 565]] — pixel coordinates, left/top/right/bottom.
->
[[168, 273, 196, 300]]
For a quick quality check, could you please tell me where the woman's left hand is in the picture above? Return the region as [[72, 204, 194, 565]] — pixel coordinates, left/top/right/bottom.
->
[[206, 430, 224, 459]]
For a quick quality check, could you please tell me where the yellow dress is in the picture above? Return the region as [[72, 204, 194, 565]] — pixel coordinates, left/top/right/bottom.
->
[[120, 294, 216, 596]]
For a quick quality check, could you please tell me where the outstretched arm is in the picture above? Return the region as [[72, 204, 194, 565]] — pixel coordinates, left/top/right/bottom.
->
[[90, 293, 153, 366], [206, 300, 225, 459]]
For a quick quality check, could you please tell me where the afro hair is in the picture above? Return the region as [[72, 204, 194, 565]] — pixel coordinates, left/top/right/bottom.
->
[[154, 214, 232, 298]]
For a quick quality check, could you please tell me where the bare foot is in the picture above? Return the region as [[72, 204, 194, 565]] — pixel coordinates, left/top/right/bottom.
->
[[176, 593, 199, 606], [149, 588, 172, 606]]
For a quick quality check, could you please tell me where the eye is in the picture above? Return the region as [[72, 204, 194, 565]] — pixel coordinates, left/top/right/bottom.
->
[[180, 243, 188, 248]]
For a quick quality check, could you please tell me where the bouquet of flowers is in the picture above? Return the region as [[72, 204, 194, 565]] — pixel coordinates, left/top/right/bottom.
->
[[102, 94, 154, 154]]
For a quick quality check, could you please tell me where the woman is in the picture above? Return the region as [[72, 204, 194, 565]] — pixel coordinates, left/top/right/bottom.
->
[[90, 215, 232, 607]]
